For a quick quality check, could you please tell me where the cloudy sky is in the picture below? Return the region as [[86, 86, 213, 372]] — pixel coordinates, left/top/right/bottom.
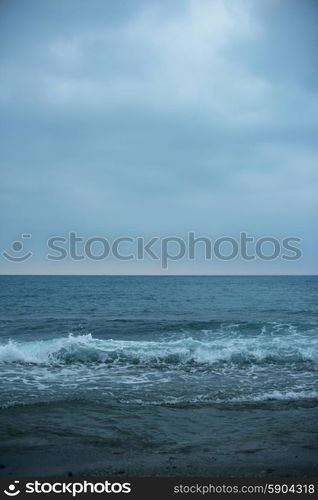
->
[[1, 0, 317, 274]]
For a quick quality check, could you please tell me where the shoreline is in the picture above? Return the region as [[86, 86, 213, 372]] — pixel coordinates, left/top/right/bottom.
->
[[1, 446, 317, 478]]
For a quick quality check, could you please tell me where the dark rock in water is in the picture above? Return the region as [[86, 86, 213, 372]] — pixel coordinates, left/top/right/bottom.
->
[[68, 472, 73, 477], [0, 465, 5, 469]]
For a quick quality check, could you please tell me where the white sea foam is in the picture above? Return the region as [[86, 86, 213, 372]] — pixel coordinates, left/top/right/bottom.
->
[[0, 332, 316, 366]]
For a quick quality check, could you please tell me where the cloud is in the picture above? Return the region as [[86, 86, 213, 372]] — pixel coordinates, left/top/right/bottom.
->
[[0, 0, 317, 273], [1, 0, 317, 129], [0, 0, 269, 122], [2, 0, 317, 133]]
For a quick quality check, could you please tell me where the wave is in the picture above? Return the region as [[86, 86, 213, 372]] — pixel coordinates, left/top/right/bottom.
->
[[2, 390, 318, 411], [0, 333, 317, 367], [121, 390, 318, 407]]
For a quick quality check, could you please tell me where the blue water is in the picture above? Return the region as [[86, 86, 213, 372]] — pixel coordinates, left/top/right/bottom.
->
[[0, 275, 317, 475]]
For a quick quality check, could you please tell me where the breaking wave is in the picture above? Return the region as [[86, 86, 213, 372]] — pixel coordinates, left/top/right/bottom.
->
[[0, 332, 317, 367]]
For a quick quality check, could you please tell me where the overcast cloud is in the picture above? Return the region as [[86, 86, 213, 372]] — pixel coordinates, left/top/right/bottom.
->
[[0, 0, 317, 274]]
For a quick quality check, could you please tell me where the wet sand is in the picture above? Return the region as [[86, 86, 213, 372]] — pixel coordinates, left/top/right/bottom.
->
[[1, 442, 317, 478]]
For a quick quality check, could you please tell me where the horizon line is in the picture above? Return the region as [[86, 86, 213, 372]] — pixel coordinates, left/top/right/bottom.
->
[[1, 274, 317, 277]]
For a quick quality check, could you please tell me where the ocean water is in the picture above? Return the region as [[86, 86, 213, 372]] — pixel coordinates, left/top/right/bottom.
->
[[0, 275, 317, 476]]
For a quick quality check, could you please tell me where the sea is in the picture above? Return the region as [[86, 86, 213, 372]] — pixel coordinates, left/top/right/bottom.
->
[[0, 275, 317, 476]]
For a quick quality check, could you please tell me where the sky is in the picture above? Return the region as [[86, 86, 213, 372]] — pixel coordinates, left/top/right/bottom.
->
[[0, 0, 317, 274]]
